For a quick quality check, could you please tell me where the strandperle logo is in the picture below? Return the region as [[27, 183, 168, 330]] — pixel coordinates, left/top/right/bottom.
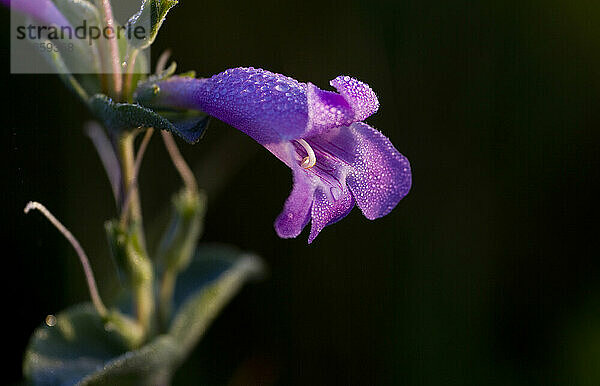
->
[[15, 20, 148, 46], [9, 0, 152, 74]]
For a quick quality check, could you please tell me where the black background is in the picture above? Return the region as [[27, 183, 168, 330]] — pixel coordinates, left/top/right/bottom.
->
[[3, 0, 600, 384]]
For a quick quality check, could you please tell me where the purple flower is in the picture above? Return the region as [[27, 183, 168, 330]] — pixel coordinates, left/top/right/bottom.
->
[[1, 0, 70, 28], [135, 68, 411, 243]]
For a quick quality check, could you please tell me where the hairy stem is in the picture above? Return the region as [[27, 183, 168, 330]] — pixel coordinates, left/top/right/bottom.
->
[[161, 131, 198, 193], [118, 130, 156, 332], [158, 268, 176, 330], [98, 0, 122, 99], [158, 131, 200, 329], [120, 128, 154, 228], [24, 202, 108, 317]]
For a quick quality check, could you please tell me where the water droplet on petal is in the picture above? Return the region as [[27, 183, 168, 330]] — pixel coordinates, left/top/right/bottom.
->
[[274, 81, 290, 92]]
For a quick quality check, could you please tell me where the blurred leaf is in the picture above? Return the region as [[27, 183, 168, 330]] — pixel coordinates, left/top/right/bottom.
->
[[169, 244, 264, 357], [23, 246, 263, 385], [117, 31, 150, 99], [88, 94, 209, 142], [85, 122, 122, 205], [23, 304, 129, 385], [44, 0, 103, 76], [53, 0, 101, 28], [126, 0, 179, 50], [37, 38, 89, 101], [79, 335, 179, 385]]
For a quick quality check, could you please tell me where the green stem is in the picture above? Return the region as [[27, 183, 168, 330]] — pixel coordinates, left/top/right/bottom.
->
[[133, 261, 155, 334], [161, 131, 198, 194], [24, 202, 108, 318], [119, 131, 155, 333], [98, 0, 122, 99], [119, 128, 153, 228], [157, 134, 202, 330], [158, 268, 177, 330], [119, 132, 145, 244]]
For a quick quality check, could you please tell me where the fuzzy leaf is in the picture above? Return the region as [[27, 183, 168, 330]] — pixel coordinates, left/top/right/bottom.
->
[[42, 0, 103, 75], [88, 94, 209, 142], [23, 246, 263, 385], [168, 244, 264, 357], [126, 0, 179, 50], [22, 304, 130, 385], [78, 336, 180, 385]]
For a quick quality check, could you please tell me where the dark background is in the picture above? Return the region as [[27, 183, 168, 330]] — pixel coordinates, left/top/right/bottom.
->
[[3, 0, 600, 384]]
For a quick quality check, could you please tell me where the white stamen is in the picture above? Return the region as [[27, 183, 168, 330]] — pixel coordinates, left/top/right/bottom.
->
[[296, 139, 316, 169]]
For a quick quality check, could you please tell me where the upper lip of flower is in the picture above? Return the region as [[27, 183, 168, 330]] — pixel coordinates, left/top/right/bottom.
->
[[134, 67, 412, 243]]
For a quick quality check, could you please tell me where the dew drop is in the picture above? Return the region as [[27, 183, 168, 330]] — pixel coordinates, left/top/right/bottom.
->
[[274, 81, 290, 92], [45, 314, 57, 327]]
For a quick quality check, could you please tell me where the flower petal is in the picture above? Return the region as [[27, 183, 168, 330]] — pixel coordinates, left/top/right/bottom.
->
[[330, 76, 379, 121], [308, 183, 355, 243], [266, 141, 356, 243], [305, 83, 354, 137], [309, 122, 411, 220], [135, 68, 309, 144], [135, 69, 380, 143], [264, 142, 314, 239], [273, 167, 315, 239]]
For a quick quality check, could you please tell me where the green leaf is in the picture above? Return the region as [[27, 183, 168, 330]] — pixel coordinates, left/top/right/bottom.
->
[[89, 93, 172, 132], [88, 94, 209, 142], [126, 0, 179, 50], [47, 0, 103, 75], [169, 245, 264, 357], [39, 39, 90, 101], [52, 0, 101, 29], [23, 304, 130, 385], [23, 303, 179, 385], [78, 335, 180, 385], [23, 246, 263, 385]]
